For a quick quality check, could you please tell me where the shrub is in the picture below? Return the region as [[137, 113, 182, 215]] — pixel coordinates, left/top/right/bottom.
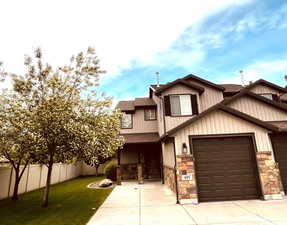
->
[[104, 160, 117, 181]]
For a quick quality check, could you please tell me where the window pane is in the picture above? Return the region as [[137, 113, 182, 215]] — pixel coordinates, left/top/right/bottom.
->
[[121, 113, 132, 128], [145, 109, 156, 120], [152, 110, 156, 119], [180, 95, 192, 115], [170, 96, 181, 115]]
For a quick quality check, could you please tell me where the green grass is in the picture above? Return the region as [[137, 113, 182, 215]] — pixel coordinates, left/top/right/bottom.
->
[[0, 176, 112, 225]]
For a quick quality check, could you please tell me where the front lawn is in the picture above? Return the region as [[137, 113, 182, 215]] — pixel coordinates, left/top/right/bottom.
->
[[0, 176, 112, 225]]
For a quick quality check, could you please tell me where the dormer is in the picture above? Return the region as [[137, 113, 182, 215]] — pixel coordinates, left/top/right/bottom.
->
[[245, 79, 287, 101], [150, 74, 225, 135]]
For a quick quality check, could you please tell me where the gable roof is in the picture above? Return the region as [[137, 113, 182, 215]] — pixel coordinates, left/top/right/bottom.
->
[[182, 74, 225, 91], [222, 89, 287, 112], [152, 79, 205, 96], [245, 79, 287, 93], [220, 84, 243, 94], [116, 97, 156, 112], [150, 73, 225, 97], [162, 103, 279, 138]]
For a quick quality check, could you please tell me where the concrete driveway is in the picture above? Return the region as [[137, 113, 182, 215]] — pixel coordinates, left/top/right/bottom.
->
[[87, 181, 287, 225]]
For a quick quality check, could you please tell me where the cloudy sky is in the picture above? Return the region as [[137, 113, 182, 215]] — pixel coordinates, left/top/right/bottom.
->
[[0, 0, 287, 101]]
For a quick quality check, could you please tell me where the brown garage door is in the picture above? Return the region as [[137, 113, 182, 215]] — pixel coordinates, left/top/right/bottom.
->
[[192, 136, 260, 202], [271, 134, 287, 192]]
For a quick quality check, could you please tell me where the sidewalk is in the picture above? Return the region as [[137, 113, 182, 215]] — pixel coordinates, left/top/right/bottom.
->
[[87, 181, 287, 225]]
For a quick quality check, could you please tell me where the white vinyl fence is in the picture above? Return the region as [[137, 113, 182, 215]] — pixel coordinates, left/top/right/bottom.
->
[[0, 162, 82, 200]]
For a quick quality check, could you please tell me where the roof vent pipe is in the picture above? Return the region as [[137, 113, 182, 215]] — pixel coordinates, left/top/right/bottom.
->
[[156, 72, 160, 87], [240, 70, 245, 86]]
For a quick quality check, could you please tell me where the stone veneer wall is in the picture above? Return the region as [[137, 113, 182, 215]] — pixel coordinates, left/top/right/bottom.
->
[[163, 166, 176, 192], [256, 152, 284, 200], [176, 155, 198, 204]]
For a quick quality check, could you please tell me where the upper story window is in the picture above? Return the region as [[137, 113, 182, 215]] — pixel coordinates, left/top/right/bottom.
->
[[121, 113, 132, 129], [260, 93, 273, 100], [170, 95, 192, 116], [164, 94, 198, 116], [144, 109, 157, 121]]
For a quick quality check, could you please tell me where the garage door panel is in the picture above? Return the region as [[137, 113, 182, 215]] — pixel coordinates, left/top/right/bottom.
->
[[192, 136, 260, 202], [271, 135, 287, 192], [196, 164, 255, 173]]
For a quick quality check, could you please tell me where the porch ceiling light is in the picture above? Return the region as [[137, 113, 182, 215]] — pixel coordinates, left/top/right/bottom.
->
[[182, 143, 188, 154]]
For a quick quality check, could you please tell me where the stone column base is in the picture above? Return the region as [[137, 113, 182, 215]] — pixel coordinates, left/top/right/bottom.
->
[[179, 198, 198, 204], [116, 166, 121, 185], [257, 152, 284, 200], [263, 194, 283, 200], [176, 155, 198, 204]]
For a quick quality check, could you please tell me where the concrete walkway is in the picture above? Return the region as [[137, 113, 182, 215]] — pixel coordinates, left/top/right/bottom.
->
[[87, 181, 287, 225]]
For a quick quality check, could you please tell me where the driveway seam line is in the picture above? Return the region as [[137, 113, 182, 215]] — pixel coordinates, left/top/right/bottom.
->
[[181, 205, 199, 225], [139, 184, 141, 225], [232, 202, 276, 225]]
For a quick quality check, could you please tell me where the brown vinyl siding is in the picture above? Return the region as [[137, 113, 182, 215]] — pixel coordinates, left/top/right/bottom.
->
[[188, 80, 224, 111], [228, 96, 287, 121], [174, 110, 273, 155], [249, 85, 280, 95], [120, 150, 138, 164], [152, 81, 224, 136], [152, 93, 165, 136], [159, 84, 200, 132], [162, 142, 175, 168], [120, 109, 158, 134]]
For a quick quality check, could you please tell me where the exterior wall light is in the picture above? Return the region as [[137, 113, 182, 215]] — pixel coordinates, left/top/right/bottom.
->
[[182, 143, 188, 154]]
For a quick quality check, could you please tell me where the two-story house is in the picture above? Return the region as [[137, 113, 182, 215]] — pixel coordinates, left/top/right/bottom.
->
[[116, 74, 287, 204]]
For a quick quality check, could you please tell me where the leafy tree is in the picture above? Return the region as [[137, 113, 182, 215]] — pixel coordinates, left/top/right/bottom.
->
[[84, 155, 112, 176], [0, 48, 123, 207], [0, 95, 37, 200]]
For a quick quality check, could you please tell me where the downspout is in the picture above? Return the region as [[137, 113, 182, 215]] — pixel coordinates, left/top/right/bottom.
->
[[160, 95, 180, 204], [159, 95, 167, 185], [172, 137, 180, 204]]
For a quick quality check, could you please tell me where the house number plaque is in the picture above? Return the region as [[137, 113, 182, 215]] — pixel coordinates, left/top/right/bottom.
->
[[181, 174, 192, 181]]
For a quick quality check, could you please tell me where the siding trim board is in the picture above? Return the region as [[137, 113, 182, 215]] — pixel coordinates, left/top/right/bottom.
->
[[154, 79, 205, 96], [182, 74, 225, 91]]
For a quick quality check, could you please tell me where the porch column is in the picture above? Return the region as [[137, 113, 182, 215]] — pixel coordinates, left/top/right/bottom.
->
[[138, 152, 144, 184], [176, 155, 198, 204], [256, 152, 284, 200], [117, 150, 121, 185]]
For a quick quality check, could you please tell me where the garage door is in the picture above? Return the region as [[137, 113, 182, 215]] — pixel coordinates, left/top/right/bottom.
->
[[271, 134, 287, 192], [192, 136, 260, 202]]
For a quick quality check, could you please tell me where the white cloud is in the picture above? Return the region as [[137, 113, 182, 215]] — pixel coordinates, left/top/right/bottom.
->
[[219, 57, 287, 85], [0, 0, 253, 81]]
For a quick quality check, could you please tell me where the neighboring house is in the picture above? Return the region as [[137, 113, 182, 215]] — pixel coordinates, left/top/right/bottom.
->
[[116, 74, 287, 204]]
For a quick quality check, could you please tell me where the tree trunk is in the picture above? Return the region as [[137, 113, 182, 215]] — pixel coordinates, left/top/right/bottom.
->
[[42, 160, 53, 207], [11, 162, 29, 201], [95, 165, 99, 176], [11, 171, 20, 201]]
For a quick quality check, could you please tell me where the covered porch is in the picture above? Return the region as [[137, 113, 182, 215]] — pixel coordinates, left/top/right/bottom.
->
[[117, 133, 162, 184]]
